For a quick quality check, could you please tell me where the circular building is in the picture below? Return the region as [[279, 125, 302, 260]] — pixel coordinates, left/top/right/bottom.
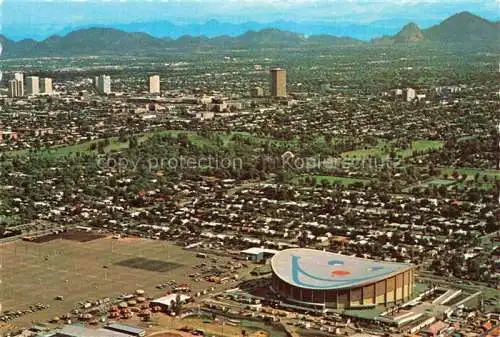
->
[[270, 248, 414, 309]]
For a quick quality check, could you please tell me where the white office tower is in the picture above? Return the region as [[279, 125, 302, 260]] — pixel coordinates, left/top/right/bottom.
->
[[17, 80, 24, 97], [26, 76, 40, 95], [14, 72, 24, 82], [149, 75, 160, 94], [40, 78, 53, 95], [8, 80, 18, 98], [97, 75, 111, 95]]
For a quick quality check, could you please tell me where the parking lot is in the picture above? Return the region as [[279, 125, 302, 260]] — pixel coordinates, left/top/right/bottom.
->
[[0, 235, 235, 329]]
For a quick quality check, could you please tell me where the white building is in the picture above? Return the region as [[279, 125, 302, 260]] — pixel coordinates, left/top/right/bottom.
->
[[8, 77, 24, 98], [17, 80, 24, 97], [14, 72, 23, 82], [149, 75, 160, 94], [40, 78, 53, 95], [96, 75, 111, 95], [26, 76, 40, 95], [404, 88, 416, 102], [151, 294, 191, 311], [8, 80, 18, 98]]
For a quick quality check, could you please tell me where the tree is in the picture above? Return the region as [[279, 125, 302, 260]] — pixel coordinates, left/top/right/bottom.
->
[[450, 254, 465, 276], [173, 294, 183, 315]]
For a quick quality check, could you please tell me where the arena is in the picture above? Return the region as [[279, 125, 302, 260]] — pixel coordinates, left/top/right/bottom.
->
[[270, 248, 415, 309]]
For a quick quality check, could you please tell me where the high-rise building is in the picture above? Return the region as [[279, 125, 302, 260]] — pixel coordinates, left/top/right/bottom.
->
[[8, 80, 18, 98], [26, 76, 40, 95], [17, 80, 24, 97], [40, 78, 53, 95], [251, 86, 264, 98], [14, 72, 23, 82], [149, 75, 160, 94], [96, 75, 111, 95], [404, 88, 416, 102], [270, 68, 287, 98], [8, 73, 25, 98]]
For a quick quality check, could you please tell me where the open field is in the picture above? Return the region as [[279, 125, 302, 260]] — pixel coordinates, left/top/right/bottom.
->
[[27, 229, 107, 243], [397, 140, 444, 157], [440, 167, 500, 180], [292, 175, 371, 186], [0, 236, 227, 329], [149, 316, 276, 337], [419, 179, 456, 187], [6, 130, 266, 158], [342, 139, 443, 159]]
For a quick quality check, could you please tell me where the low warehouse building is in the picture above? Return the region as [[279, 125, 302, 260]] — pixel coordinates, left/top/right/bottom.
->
[[50, 325, 131, 337], [241, 247, 278, 262], [104, 323, 145, 337]]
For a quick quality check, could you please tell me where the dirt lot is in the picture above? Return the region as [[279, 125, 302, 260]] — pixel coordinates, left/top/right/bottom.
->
[[0, 237, 242, 331], [27, 229, 107, 243], [149, 317, 271, 337]]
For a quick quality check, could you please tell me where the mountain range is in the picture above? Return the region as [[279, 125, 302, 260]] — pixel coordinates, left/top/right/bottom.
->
[[1, 12, 498, 58], [374, 12, 499, 44]]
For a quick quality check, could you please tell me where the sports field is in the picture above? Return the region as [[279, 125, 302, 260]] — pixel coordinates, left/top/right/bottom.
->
[[0, 236, 209, 330]]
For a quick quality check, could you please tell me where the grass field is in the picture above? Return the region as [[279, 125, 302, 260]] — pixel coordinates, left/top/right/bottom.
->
[[293, 175, 371, 186], [7, 137, 125, 158], [5, 130, 271, 158], [341, 145, 385, 159], [397, 140, 443, 158], [420, 179, 456, 187], [440, 167, 500, 180], [0, 237, 223, 330], [342, 139, 443, 159]]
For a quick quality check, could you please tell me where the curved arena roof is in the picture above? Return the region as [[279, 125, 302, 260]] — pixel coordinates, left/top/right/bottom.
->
[[271, 248, 412, 290]]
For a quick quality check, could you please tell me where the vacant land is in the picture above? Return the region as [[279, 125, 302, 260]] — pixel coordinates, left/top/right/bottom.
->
[[28, 229, 106, 243], [150, 316, 274, 337], [0, 237, 210, 329]]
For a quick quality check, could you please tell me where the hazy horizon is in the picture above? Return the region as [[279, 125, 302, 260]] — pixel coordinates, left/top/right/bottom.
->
[[1, 0, 498, 41]]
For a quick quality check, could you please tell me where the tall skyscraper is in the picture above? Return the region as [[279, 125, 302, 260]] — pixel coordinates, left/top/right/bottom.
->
[[96, 75, 111, 95], [149, 75, 160, 94], [40, 78, 53, 95], [17, 80, 24, 97], [8, 72, 25, 97], [26, 76, 40, 95], [8, 80, 18, 98], [270, 68, 287, 98]]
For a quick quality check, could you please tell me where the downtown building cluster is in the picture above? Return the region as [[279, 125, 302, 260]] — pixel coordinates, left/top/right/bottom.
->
[[8, 72, 53, 98]]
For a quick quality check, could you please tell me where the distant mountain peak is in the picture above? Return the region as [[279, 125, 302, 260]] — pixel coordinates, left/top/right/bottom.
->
[[450, 11, 480, 19], [394, 22, 424, 42], [425, 10, 498, 42], [372, 11, 498, 45]]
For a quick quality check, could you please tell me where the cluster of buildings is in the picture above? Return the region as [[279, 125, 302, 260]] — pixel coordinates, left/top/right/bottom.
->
[[8, 72, 53, 98], [92, 69, 287, 98], [95, 74, 161, 96]]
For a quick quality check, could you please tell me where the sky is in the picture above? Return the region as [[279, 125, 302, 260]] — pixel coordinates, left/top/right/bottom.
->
[[2, 0, 498, 25]]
